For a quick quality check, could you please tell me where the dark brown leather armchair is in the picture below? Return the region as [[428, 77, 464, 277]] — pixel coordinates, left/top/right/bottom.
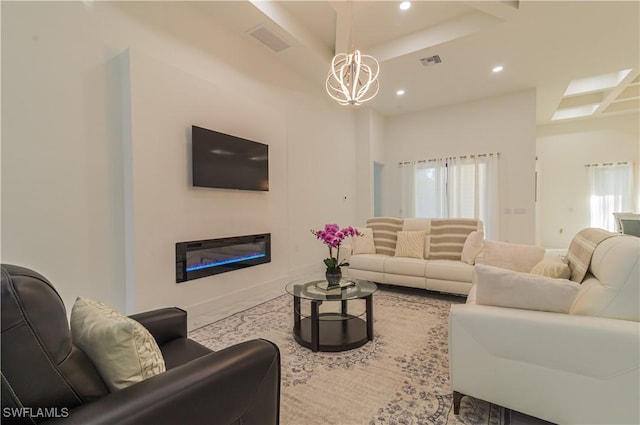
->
[[1, 264, 280, 425]]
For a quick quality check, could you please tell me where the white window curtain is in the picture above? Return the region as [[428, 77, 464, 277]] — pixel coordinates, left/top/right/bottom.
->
[[588, 162, 634, 231], [415, 158, 447, 218], [401, 153, 500, 239], [480, 153, 500, 239], [447, 156, 477, 219], [400, 162, 415, 218]]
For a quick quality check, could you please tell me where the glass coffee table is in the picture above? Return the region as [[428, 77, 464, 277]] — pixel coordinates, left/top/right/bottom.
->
[[285, 277, 377, 352]]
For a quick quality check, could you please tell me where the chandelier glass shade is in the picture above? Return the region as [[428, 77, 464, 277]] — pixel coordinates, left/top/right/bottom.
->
[[326, 50, 380, 106]]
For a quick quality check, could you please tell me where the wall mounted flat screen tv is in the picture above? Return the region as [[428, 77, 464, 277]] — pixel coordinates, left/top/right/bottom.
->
[[192, 125, 269, 191]]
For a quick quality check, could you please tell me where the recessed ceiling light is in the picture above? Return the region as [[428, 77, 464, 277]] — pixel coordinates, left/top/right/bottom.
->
[[564, 69, 632, 96], [396, 89, 405, 96], [400, 1, 411, 11], [492, 66, 504, 73]]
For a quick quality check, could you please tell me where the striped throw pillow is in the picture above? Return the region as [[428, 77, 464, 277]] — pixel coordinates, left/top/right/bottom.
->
[[566, 228, 618, 282], [429, 219, 479, 260], [367, 217, 404, 256]]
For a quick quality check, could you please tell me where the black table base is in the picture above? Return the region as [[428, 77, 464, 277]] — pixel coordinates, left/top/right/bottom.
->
[[292, 295, 373, 352]]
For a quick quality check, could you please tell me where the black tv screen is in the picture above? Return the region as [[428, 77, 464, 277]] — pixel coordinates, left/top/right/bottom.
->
[[192, 125, 269, 191]]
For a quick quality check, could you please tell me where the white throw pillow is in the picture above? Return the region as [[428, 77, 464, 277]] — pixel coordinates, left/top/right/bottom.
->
[[394, 231, 426, 259], [476, 240, 545, 273], [71, 297, 166, 391], [461, 231, 484, 265], [531, 255, 571, 279], [474, 264, 581, 314], [351, 227, 376, 255]]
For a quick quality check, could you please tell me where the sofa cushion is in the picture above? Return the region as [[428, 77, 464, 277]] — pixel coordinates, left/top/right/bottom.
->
[[394, 231, 426, 259], [461, 231, 484, 265], [429, 219, 479, 260], [70, 297, 166, 392], [402, 218, 431, 232], [352, 227, 376, 255], [425, 260, 474, 282], [384, 257, 427, 277], [531, 256, 571, 279], [476, 240, 545, 273], [474, 264, 581, 314], [570, 235, 639, 321], [367, 217, 403, 256], [347, 253, 386, 273]]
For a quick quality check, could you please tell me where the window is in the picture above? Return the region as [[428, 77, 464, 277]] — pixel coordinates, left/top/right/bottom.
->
[[588, 162, 633, 231], [401, 154, 500, 239]]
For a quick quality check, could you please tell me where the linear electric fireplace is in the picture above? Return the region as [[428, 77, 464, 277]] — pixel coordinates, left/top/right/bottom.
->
[[176, 233, 271, 283]]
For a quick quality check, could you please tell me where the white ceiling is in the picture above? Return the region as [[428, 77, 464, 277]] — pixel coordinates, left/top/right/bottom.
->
[[192, 1, 639, 124]]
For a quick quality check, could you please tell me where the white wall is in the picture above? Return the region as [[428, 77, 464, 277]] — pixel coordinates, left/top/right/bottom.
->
[[1, 2, 356, 319], [354, 108, 386, 226], [383, 90, 537, 244], [536, 113, 639, 248]]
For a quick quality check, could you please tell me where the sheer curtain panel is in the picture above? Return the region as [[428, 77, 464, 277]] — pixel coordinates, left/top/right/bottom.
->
[[400, 162, 416, 218], [415, 159, 447, 218], [588, 162, 634, 231]]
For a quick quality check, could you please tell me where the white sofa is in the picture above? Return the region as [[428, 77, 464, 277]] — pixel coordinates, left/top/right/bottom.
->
[[449, 234, 640, 424], [345, 218, 484, 296], [345, 217, 547, 297]]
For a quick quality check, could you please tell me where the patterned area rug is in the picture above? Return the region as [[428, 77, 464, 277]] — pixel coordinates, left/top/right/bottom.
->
[[190, 287, 504, 425]]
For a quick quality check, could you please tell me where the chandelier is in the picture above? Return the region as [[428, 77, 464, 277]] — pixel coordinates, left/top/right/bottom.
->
[[325, 3, 379, 106], [326, 51, 379, 105]]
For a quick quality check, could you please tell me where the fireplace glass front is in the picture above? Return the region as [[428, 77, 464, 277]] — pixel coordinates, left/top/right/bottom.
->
[[176, 233, 271, 283]]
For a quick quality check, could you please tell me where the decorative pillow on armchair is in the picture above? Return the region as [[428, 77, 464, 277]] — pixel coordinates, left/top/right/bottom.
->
[[476, 240, 545, 273], [474, 264, 581, 314], [71, 297, 166, 391], [531, 255, 571, 279]]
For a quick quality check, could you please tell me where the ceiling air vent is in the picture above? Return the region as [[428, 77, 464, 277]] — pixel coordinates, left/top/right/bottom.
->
[[248, 26, 290, 53], [420, 55, 442, 67]]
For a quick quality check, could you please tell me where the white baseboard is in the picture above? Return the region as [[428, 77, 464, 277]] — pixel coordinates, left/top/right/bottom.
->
[[186, 263, 323, 331]]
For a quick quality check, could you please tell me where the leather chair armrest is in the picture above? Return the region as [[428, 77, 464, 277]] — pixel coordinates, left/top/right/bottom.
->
[[44, 339, 281, 425], [129, 307, 187, 345]]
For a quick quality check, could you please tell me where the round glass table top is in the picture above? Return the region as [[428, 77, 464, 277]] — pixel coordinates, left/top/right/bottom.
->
[[285, 277, 377, 301]]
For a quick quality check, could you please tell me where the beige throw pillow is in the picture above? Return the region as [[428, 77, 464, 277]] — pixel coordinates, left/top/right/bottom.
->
[[351, 227, 376, 255], [474, 264, 581, 314], [71, 297, 166, 392], [394, 231, 426, 259], [531, 256, 571, 279], [461, 231, 484, 265], [476, 240, 545, 273]]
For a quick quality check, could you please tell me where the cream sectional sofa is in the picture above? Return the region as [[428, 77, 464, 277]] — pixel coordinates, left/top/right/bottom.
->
[[346, 217, 548, 296], [449, 234, 640, 424], [345, 218, 485, 296]]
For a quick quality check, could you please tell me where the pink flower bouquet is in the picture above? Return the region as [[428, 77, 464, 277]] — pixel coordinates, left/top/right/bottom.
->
[[311, 224, 361, 270]]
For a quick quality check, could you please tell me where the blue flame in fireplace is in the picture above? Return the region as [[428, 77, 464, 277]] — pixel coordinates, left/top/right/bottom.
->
[[186, 253, 266, 272]]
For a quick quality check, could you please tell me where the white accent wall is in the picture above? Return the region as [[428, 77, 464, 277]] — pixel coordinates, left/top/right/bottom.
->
[[1, 2, 356, 319], [536, 113, 640, 248], [382, 90, 537, 244], [354, 109, 386, 227]]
